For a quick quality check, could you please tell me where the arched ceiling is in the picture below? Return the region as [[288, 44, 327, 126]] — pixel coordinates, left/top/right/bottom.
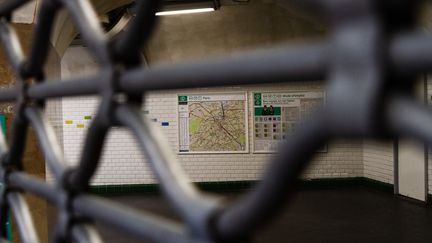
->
[[51, 0, 133, 57]]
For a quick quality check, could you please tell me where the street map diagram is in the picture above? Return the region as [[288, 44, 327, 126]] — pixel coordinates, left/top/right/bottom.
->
[[178, 93, 247, 153]]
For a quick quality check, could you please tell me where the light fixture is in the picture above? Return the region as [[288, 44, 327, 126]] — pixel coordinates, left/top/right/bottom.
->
[[156, 8, 215, 16], [156, 0, 219, 16]]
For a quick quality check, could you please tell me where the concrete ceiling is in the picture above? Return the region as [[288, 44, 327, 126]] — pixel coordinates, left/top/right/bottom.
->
[[11, 0, 133, 57], [273, 0, 324, 27], [13, 0, 326, 57], [50, 0, 133, 57]]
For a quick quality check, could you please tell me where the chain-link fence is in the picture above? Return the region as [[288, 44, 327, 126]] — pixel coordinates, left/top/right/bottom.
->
[[0, 0, 430, 242]]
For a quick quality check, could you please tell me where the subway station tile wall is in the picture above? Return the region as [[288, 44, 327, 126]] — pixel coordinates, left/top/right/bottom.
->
[[427, 77, 432, 194], [58, 47, 364, 185], [51, 0, 432, 191], [56, 55, 432, 193], [363, 141, 394, 185], [57, 52, 431, 192], [61, 90, 364, 185]]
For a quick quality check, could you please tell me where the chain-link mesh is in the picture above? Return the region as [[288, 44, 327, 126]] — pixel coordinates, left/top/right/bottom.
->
[[0, 0, 430, 242]]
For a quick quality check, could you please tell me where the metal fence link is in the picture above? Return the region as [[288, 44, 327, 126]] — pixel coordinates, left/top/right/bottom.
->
[[0, 0, 428, 242]]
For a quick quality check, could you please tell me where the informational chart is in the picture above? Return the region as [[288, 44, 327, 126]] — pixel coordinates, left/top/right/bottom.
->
[[253, 91, 325, 153], [178, 93, 248, 153]]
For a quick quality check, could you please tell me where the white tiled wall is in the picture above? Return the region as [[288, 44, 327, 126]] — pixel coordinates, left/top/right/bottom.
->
[[429, 147, 432, 194], [60, 47, 363, 185], [60, 48, 432, 191], [427, 77, 432, 194], [25, 0, 432, 194], [62, 90, 363, 185], [362, 77, 432, 192], [363, 141, 394, 184], [148, 89, 363, 183]]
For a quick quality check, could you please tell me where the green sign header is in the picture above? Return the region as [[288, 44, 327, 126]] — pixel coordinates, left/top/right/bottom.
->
[[254, 93, 262, 106], [178, 95, 188, 102]]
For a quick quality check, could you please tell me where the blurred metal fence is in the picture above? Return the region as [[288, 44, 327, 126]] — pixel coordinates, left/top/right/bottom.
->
[[0, 0, 430, 242]]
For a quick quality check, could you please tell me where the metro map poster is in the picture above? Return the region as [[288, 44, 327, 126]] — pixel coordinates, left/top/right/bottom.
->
[[178, 93, 248, 153], [253, 91, 326, 153]]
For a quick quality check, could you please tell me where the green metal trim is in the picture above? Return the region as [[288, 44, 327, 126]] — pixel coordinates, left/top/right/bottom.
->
[[6, 212, 11, 242], [0, 114, 6, 135], [0, 115, 11, 242]]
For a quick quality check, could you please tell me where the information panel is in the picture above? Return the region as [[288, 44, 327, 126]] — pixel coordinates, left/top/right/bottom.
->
[[253, 91, 325, 153], [178, 93, 248, 153]]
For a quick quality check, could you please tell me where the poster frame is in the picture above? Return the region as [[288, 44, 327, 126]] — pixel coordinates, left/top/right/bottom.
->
[[251, 90, 327, 154], [176, 91, 249, 154]]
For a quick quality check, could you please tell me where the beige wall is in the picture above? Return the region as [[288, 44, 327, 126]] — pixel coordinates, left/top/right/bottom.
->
[[146, 0, 324, 64]]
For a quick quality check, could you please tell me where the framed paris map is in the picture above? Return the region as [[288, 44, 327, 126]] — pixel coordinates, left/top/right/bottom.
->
[[178, 93, 248, 153]]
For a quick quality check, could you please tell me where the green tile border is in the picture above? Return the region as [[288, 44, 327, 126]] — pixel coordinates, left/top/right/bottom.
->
[[90, 177, 432, 205], [90, 177, 432, 209], [297, 177, 364, 189], [196, 181, 257, 191], [90, 177, 394, 194], [90, 181, 257, 194], [361, 177, 394, 193], [90, 184, 160, 194]]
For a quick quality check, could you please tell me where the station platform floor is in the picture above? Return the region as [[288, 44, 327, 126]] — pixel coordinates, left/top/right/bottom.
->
[[48, 185, 432, 243], [88, 186, 432, 243]]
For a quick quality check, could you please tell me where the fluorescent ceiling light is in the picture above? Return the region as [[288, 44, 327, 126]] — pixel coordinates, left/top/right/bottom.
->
[[156, 8, 215, 16]]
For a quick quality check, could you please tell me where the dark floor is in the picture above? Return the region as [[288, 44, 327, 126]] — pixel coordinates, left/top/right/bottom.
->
[[50, 186, 432, 242]]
